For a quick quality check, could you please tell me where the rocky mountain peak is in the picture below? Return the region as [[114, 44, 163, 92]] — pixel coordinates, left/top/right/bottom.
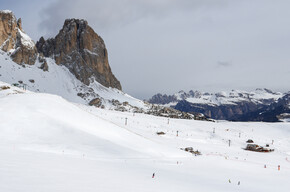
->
[[63, 18, 88, 30], [0, 10, 18, 52], [17, 17, 22, 31], [0, 10, 37, 65], [36, 18, 122, 90], [1, 10, 121, 90]]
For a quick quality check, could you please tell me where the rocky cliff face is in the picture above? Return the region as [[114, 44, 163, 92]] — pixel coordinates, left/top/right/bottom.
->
[[0, 10, 17, 52], [36, 19, 121, 90], [1, 10, 121, 90], [0, 10, 37, 65], [231, 93, 290, 122], [148, 93, 178, 105], [174, 99, 263, 120]]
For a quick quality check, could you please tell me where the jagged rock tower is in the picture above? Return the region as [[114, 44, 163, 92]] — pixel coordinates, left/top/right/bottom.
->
[[0, 10, 37, 65], [0, 10, 121, 90], [36, 19, 122, 90]]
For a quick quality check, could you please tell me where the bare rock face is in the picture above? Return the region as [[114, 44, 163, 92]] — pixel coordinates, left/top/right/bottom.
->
[[36, 19, 122, 90], [38, 55, 48, 71], [0, 10, 18, 51], [89, 98, 102, 107], [0, 10, 37, 65], [10, 30, 38, 65], [149, 93, 178, 105]]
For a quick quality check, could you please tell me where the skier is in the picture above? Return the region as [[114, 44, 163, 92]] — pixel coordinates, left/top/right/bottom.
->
[[228, 179, 231, 183], [152, 173, 155, 178], [238, 181, 240, 185]]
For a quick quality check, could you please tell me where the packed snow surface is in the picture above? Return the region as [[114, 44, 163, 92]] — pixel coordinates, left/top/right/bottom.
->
[[0, 81, 290, 192]]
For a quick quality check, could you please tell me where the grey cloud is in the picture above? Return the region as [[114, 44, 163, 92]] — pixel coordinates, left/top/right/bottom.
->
[[30, 0, 290, 99], [39, 0, 227, 37], [217, 61, 232, 67]]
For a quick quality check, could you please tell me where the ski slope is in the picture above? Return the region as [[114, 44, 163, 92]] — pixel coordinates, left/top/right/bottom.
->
[[0, 82, 290, 192]]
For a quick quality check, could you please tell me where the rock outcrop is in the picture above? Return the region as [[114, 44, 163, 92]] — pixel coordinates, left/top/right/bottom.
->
[[0, 10, 17, 52], [0, 10, 37, 65], [36, 19, 121, 90], [148, 93, 178, 105]]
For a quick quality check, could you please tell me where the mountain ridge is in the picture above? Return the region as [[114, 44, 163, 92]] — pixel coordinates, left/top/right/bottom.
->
[[148, 89, 288, 121]]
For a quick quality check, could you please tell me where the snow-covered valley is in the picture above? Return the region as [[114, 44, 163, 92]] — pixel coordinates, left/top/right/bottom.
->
[[0, 82, 290, 192]]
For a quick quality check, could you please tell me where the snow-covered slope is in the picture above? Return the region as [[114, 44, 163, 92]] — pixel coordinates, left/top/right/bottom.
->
[[0, 51, 146, 109], [0, 82, 182, 159], [0, 82, 290, 192], [17, 29, 35, 50], [0, 52, 200, 120]]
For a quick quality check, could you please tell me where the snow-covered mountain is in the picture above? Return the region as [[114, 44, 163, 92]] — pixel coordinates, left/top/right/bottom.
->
[[0, 51, 200, 119], [0, 10, 128, 107], [148, 89, 285, 121], [149, 89, 283, 107], [232, 93, 290, 122], [1, 81, 290, 192], [0, 10, 201, 120]]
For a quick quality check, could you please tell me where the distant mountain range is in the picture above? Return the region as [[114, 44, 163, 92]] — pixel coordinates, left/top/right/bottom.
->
[[148, 89, 290, 122]]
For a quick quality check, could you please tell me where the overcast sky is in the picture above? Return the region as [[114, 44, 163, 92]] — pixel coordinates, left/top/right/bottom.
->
[[2, 0, 290, 99]]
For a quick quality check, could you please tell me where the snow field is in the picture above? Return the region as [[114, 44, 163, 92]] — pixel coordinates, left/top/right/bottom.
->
[[0, 83, 290, 191]]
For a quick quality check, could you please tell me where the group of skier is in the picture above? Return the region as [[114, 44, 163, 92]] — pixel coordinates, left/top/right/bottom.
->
[[229, 179, 240, 185]]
